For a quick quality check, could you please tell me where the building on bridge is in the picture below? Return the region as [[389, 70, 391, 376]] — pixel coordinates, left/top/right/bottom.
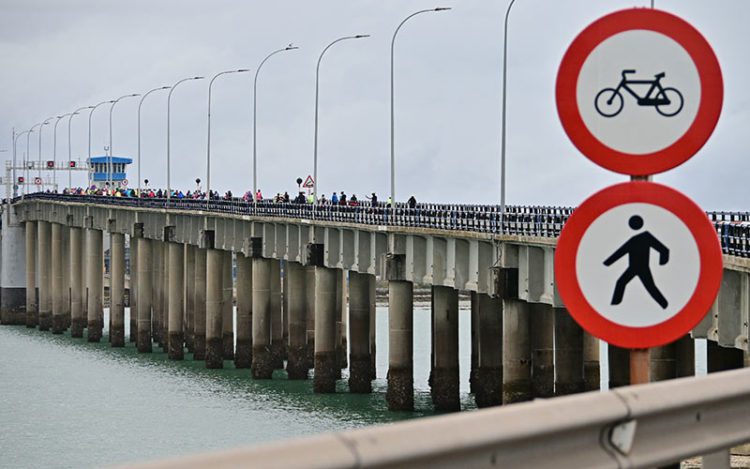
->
[[88, 156, 132, 189]]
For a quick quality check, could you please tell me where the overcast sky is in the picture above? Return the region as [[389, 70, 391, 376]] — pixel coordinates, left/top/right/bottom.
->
[[1, 0, 747, 210]]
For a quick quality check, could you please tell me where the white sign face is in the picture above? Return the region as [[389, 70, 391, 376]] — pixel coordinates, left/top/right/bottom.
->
[[576, 203, 699, 327], [577, 30, 700, 155]]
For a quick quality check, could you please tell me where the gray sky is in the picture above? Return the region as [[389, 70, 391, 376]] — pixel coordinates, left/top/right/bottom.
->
[[1, 0, 747, 210]]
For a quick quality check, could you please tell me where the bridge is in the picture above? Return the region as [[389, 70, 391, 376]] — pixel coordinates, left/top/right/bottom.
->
[[2, 193, 749, 414]]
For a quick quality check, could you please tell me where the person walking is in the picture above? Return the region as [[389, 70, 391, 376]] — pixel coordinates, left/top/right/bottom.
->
[[407, 195, 417, 209]]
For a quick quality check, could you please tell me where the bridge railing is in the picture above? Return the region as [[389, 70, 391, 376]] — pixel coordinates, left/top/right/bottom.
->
[[12, 192, 750, 258]]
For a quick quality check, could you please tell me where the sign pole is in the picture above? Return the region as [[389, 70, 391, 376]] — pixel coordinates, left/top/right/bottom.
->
[[630, 173, 653, 385]]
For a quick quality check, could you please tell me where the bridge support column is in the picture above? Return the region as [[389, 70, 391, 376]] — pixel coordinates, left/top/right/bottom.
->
[[707, 341, 744, 372], [675, 335, 695, 377], [348, 271, 372, 393], [431, 285, 460, 412], [168, 242, 184, 360], [314, 266, 337, 393], [370, 274, 377, 380], [184, 244, 195, 353], [0, 211, 26, 326], [61, 226, 70, 330], [70, 227, 83, 337], [608, 345, 630, 388], [286, 261, 308, 379], [222, 250, 233, 360], [129, 234, 138, 343], [305, 266, 316, 369], [205, 248, 223, 369], [235, 252, 252, 369], [152, 241, 163, 346], [554, 307, 584, 395], [387, 270, 414, 411], [650, 343, 677, 382], [161, 242, 169, 352], [25, 221, 37, 328], [110, 232, 125, 347], [37, 220, 51, 331], [469, 292, 479, 395], [530, 303, 554, 398], [270, 259, 284, 369], [583, 332, 600, 391], [336, 270, 348, 376], [251, 257, 273, 379], [475, 294, 502, 408], [86, 228, 103, 342], [193, 248, 207, 360], [503, 299, 531, 404], [136, 235, 152, 352]]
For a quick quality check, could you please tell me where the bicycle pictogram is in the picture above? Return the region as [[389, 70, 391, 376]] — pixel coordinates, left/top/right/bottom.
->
[[594, 70, 684, 118]]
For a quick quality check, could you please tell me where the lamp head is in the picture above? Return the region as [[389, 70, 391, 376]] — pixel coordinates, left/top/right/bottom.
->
[[193, 76, 205, 80], [286, 44, 299, 50], [434, 7, 452, 11], [237, 69, 250, 73], [161, 86, 171, 90], [355, 34, 371, 39], [130, 93, 141, 97]]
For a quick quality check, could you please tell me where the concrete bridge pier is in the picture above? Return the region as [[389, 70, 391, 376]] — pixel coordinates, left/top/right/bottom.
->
[[167, 241, 184, 360], [286, 261, 308, 379], [24, 221, 37, 328], [608, 345, 630, 388], [503, 299, 531, 404], [469, 292, 479, 395], [221, 250, 234, 359], [386, 251, 414, 411], [270, 260, 284, 369], [69, 227, 83, 337], [193, 248, 207, 360], [650, 343, 677, 382], [675, 335, 695, 377], [369, 274, 376, 380], [313, 266, 337, 393], [554, 307, 584, 395], [530, 303, 554, 398], [85, 227, 103, 342], [129, 234, 138, 343], [205, 248, 224, 369], [335, 270, 347, 376], [136, 234, 152, 353], [110, 232, 125, 346], [474, 293, 502, 408], [161, 241, 170, 352], [184, 244, 195, 352], [251, 257, 273, 378], [431, 285, 460, 412], [235, 252, 252, 369], [305, 266, 316, 370], [61, 226, 71, 330], [37, 220, 52, 331], [0, 210, 26, 325], [707, 341, 744, 373], [151, 240, 163, 346], [348, 271, 372, 393], [583, 332, 600, 391]]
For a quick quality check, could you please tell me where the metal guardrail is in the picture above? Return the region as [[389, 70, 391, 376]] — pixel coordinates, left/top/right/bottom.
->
[[12, 192, 750, 259], [117, 367, 750, 469]]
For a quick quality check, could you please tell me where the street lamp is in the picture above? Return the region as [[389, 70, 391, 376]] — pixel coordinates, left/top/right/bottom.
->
[[167, 76, 204, 202], [313, 34, 370, 206], [88, 100, 115, 189], [390, 7, 451, 213], [499, 0, 517, 231], [109, 93, 140, 190], [205, 70, 247, 206], [138, 86, 171, 197], [68, 106, 94, 190], [12, 129, 31, 197], [253, 45, 298, 203], [25, 124, 43, 195], [38, 116, 54, 185], [53, 113, 73, 190]]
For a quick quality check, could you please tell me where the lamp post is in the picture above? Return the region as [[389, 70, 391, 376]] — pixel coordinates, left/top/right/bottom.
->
[[138, 86, 171, 197], [253, 45, 298, 203], [390, 7, 451, 213], [38, 116, 54, 186], [68, 106, 93, 190], [167, 76, 204, 203], [499, 0, 517, 231], [25, 124, 43, 195], [13, 129, 31, 197], [313, 34, 370, 206], [53, 113, 73, 190], [205, 70, 247, 206], [109, 93, 140, 191], [88, 100, 115, 189]]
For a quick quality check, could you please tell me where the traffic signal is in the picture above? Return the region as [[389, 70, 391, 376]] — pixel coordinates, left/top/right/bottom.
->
[[69, 161, 76, 168], [46, 160, 54, 168]]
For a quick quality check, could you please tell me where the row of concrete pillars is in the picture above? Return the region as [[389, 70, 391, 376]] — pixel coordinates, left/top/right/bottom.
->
[[20, 221, 737, 412]]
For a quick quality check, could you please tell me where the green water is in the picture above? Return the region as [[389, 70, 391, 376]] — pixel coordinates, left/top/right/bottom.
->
[[0, 305, 476, 469]]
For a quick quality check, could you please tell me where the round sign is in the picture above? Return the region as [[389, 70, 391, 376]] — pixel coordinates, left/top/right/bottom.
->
[[556, 9, 723, 175], [555, 181, 722, 348], [122, 179, 129, 187]]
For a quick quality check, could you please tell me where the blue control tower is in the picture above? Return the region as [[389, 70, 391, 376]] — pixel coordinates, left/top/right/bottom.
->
[[88, 156, 132, 189]]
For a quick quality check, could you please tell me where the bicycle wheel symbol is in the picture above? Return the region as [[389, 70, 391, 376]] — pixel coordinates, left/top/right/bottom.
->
[[655, 88, 684, 117], [595, 88, 624, 117]]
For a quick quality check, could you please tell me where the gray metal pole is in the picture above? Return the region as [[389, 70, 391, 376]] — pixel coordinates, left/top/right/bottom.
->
[[108, 93, 139, 192], [53, 114, 72, 190], [313, 34, 369, 207], [500, 0, 517, 232], [253, 46, 297, 202], [88, 100, 114, 190], [137, 86, 171, 197], [168, 76, 204, 203], [38, 117, 53, 186], [67, 106, 92, 190], [13, 130, 30, 197]]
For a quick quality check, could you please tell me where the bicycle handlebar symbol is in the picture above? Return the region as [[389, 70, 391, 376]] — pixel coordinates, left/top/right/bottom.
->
[[594, 70, 684, 118]]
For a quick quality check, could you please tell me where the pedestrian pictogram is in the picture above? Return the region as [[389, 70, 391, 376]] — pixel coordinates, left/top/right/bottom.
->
[[302, 175, 315, 188], [556, 9, 723, 175], [555, 182, 722, 349]]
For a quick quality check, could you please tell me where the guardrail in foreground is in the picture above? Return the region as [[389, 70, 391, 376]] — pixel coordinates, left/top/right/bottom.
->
[[120, 368, 750, 469]]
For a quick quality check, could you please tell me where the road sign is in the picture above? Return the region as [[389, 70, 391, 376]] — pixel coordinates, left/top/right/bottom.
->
[[303, 175, 315, 188], [556, 9, 723, 175], [122, 179, 129, 187], [555, 181, 722, 348], [34, 177, 42, 185]]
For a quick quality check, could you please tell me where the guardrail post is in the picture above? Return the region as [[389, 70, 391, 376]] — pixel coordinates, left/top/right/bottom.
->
[[530, 303, 554, 398], [286, 261, 308, 379], [235, 251, 252, 369]]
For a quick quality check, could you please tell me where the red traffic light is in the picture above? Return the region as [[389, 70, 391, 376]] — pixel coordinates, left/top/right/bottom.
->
[[69, 161, 76, 168], [17, 177, 24, 184], [46, 160, 54, 168]]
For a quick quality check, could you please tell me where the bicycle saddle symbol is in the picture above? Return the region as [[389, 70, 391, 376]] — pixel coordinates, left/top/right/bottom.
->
[[595, 70, 684, 118]]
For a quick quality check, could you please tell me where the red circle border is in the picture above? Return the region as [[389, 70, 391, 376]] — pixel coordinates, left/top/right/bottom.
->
[[554, 182, 723, 348], [556, 9, 724, 175]]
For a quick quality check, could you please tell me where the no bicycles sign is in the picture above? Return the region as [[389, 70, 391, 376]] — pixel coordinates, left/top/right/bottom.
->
[[556, 9, 723, 175]]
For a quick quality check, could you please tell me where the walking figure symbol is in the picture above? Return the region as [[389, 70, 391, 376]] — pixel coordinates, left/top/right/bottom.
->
[[603, 215, 670, 309]]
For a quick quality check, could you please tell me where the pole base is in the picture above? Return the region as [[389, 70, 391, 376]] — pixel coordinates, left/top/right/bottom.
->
[[387, 366, 414, 411], [222, 333, 234, 360], [235, 338, 252, 369], [168, 332, 184, 360], [26, 309, 38, 328], [314, 351, 337, 394], [271, 339, 285, 370], [286, 345, 309, 380], [51, 315, 66, 335], [431, 367, 460, 412], [111, 325, 125, 347], [39, 312, 52, 331], [348, 354, 372, 394], [206, 337, 223, 369], [71, 318, 86, 338], [474, 367, 502, 408], [252, 346, 275, 379], [87, 319, 102, 342], [193, 334, 206, 360], [137, 327, 152, 353]]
